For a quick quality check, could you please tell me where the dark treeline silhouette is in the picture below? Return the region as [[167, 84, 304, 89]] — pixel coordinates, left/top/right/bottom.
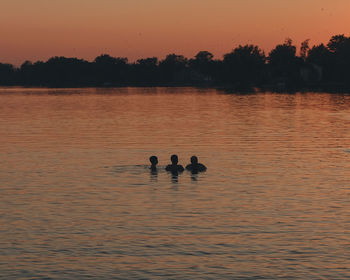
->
[[1, 34, 350, 90]]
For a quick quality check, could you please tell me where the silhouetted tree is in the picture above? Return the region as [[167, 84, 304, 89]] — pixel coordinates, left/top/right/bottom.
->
[[136, 57, 158, 67], [20, 61, 34, 85], [326, 34, 350, 84], [307, 44, 330, 64], [194, 51, 214, 62], [40, 57, 93, 86], [159, 54, 188, 83], [131, 57, 159, 84], [268, 38, 303, 86], [189, 51, 215, 82], [327, 34, 348, 53], [306, 44, 332, 82], [94, 54, 128, 85], [0, 63, 16, 85], [223, 45, 266, 86], [300, 39, 310, 61]]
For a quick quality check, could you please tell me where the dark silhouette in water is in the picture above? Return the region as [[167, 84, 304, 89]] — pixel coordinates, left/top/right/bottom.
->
[[149, 155, 158, 172], [166, 154, 184, 175], [171, 173, 179, 184], [191, 173, 198, 182], [186, 156, 207, 174]]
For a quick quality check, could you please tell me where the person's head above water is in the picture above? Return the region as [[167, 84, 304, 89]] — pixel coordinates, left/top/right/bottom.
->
[[149, 156, 158, 166], [186, 155, 206, 172], [171, 154, 178, 165], [191, 156, 198, 165], [166, 154, 184, 173]]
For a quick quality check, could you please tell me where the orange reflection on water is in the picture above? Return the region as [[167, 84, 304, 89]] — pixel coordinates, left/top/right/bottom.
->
[[1, 88, 350, 278]]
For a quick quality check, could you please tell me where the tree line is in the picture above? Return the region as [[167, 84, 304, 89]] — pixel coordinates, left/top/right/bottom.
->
[[1, 34, 350, 90]]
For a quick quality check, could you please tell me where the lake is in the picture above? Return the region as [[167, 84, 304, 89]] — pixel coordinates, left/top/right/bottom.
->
[[1, 87, 350, 279]]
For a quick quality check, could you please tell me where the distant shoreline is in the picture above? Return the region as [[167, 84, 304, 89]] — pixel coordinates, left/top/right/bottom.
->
[[1, 83, 350, 94], [1, 34, 350, 92]]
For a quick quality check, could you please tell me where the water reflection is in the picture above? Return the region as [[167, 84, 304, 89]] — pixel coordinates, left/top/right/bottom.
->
[[1, 88, 350, 279], [171, 172, 179, 184], [150, 169, 158, 182], [191, 173, 198, 182]]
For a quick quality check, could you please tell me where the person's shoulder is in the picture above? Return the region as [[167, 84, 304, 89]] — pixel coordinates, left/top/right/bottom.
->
[[198, 163, 207, 171], [178, 165, 184, 171], [185, 164, 192, 170], [165, 165, 172, 171]]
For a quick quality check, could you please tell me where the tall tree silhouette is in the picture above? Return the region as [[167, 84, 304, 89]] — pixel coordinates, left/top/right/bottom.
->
[[189, 51, 215, 82], [306, 44, 332, 82], [327, 34, 348, 53], [43, 57, 92, 86], [94, 54, 128, 85], [159, 54, 188, 83], [268, 39, 302, 86], [131, 57, 159, 85], [0, 63, 16, 85], [300, 39, 310, 61], [223, 45, 266, 86], [326, 34, 350, 84]]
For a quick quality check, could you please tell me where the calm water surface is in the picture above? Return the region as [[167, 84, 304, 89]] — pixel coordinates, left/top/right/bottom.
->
[[1, 87, 350, 279]]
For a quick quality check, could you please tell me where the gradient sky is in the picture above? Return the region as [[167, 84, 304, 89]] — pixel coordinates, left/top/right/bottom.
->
[[1, 0, 350, 65]]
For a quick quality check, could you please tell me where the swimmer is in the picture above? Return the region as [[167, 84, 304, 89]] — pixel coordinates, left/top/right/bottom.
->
[[185, 156, 207, 173], [165, 154, 184, 173], [149, 155, 158, 172]]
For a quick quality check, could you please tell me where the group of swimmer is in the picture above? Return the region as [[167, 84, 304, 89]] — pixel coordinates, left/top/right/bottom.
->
[[149, 154, 207, 174]]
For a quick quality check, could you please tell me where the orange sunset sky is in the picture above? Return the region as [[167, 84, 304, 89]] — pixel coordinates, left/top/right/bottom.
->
[[1, 0, 350, 65]]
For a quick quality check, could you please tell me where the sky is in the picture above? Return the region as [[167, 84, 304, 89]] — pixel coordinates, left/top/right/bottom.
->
[[1, 0, 350, 65]]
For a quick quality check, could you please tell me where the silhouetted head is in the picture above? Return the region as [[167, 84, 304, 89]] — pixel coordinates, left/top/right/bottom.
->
[[191, 156, 198, 165], [171, 154, 178, 165], [149, 156, 158, 166]]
